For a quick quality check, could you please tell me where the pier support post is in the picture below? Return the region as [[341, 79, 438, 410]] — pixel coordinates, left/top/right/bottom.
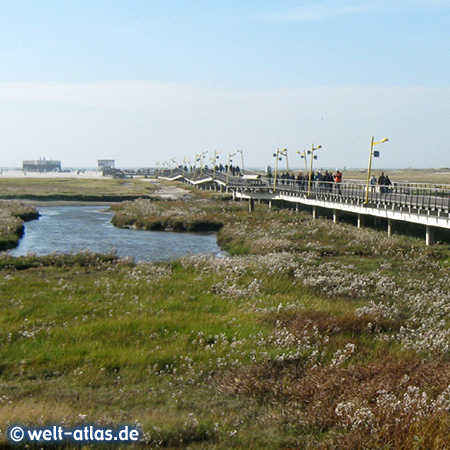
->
[[312, 206, 317, 219], [426, 226, 435, 246], [357, 214, 364, 229], [249, 199, 255, 212], [333, 209, 339, 223], [268, 200, 272, 209], [387, 219, 395, 237]]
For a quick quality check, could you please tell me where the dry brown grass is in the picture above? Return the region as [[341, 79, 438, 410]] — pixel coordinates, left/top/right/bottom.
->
[[216, 356, 450, 449], [264, 309, 403, 336], [0, 401, 75, 426]]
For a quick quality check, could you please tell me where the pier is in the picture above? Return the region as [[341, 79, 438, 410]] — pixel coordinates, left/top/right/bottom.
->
[[160, 168, 450, 245]]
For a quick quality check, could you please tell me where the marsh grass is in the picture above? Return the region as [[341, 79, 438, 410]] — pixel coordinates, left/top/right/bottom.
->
[[112, 198, 231, 232], [0, 178, 157, 201], [0, 201, 39, 250], [1, 189, 450, 448]]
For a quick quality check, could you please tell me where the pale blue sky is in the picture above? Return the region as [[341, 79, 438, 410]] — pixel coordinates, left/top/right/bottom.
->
[[0, 1, 449, 169]]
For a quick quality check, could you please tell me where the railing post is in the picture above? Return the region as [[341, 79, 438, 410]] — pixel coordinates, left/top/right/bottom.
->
[[357, 214, 364, 229], [333, 209, 339, 223], [426, 225, 435, 246], [388, 219, 395, 237]]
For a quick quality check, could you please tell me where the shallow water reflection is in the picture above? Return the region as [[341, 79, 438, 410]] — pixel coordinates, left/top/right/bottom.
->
[[9, 206, 226, 262]]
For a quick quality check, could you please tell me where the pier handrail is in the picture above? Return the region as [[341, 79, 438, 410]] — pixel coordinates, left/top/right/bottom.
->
[[158, 167, 450, 214]]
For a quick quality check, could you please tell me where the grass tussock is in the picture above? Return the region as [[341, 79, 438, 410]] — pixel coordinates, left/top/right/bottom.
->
[[112, 198, 227, 232], [0, 201, 39, 250]]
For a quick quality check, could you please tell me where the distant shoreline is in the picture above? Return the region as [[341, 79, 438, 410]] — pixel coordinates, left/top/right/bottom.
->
[[10, 200, 118, 207], [0, 167, 449, 185], [1, 168, 450, 180], [0, 170, 105, 179]]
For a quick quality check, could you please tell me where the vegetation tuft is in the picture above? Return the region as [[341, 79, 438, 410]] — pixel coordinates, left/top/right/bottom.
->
[[0, 201, 39, 250], [111, 198, 224, 232]]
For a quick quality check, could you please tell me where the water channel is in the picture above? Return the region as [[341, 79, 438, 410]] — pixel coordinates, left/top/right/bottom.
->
[[8, 205, 226, 262]]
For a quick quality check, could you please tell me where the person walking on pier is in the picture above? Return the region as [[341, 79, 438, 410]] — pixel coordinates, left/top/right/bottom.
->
[[323, 171, 334, 193], [297, 172, 306, 191], [384, 174, 392, 193], [334, 170, 342, 195], [370, 175, 377, 192], [378, 173, 387, 193]]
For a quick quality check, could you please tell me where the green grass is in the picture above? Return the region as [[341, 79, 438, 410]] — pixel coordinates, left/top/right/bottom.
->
[[0, 246, 436, 448], [1, 184, 450, 448]]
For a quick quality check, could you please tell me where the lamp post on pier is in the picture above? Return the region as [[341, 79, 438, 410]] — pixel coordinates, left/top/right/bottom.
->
[[193, 154, 201, 174], [170, 158, 177, 177], [182, 157, 190, 178], [296, 150, 308, 172], [364, 137, 389, 205], [211, 150, 221, 180], [199, 151, 208, 176], [226, 151, 236, 186], [237, 149, 245, 174], [307, 144, 322, 195], [272, 148, 288, 191]]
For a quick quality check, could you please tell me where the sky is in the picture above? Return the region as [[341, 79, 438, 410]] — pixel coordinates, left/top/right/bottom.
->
[[0, 0, 449, 170]]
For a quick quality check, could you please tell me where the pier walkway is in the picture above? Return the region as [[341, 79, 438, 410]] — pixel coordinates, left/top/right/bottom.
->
[[160, 169, 450, 245]]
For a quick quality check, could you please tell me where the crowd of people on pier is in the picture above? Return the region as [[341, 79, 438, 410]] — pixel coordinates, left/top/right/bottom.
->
[[176, 163, 394, 195], [179, 163, 242, 176], [265, 166, 344, 192], [212, 163, 241, 176], [262, 167, 394, 195], [370, 172, 392, 193]]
